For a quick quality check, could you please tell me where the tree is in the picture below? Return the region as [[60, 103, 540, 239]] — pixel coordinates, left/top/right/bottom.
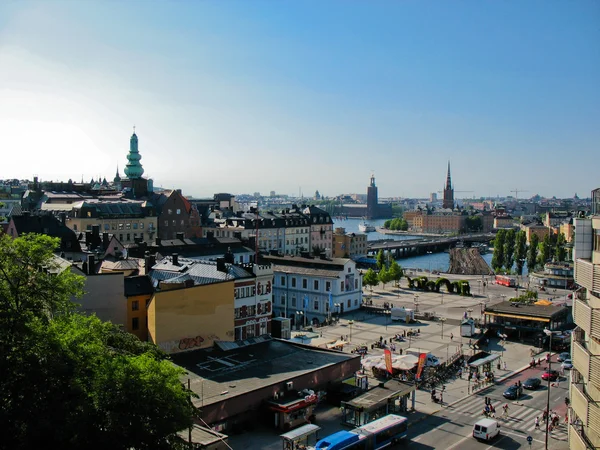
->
[[527, 233, 539, 272], [491, 229, 506, 271], [539, 233, 553, 266], [363, 268, 379, 293], [465, 215, 483, 232], [378, 266, 391, 289], [388, 260, 403, 288], [503, 229, 516, 271], [514, 230, 527, 275], [0, 234, 195, 450], [376, 249, 385, 270], [556, 233, 567, 262]]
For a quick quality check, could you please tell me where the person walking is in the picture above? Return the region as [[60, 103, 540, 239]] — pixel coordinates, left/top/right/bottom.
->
[[535, 416, 540, 430], [502, 403, 510, 418], [503, 361, 507, 371], [450, 333, 454, 341]]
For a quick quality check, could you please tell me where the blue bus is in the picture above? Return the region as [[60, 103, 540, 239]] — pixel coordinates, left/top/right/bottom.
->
[[314, 414, 408, 450]]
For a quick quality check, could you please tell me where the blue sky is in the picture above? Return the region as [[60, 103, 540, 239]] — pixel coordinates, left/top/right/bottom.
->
[[0, 0, 598, 199]]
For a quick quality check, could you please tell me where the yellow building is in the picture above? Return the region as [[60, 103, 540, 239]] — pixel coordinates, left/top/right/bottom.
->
[[570, 196, 600, 449], [333, 227, 367, 258], [522, 224, 551, 244], [413, 213, 465, 234], [148, 279, 235, 353], [124, 275, 154, 341]]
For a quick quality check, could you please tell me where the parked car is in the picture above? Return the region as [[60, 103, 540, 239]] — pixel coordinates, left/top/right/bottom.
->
[[503, 385, 522, 400], [542, 370, 560, 381], [523, 378, 542, 390], [561, 359, 573, 370], [557, 352, 570, 362]]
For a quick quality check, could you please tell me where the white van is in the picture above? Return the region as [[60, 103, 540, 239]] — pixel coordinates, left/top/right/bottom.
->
[[473, 418, 500, 441]]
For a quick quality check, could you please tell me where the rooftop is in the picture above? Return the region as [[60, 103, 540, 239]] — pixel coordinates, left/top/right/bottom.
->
[[170, 337, 360, 408], [484, 301, 568, 319]]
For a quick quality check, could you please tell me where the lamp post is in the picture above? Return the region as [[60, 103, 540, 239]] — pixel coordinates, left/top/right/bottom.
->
[[544, 328, 560, 450], [440, 317, 446, 338], [296, 311, 304, 330], [348, 320, 354, 342], [501, 294, 506, 303], [441, 291, 444, 305], [427, 251, 433, 274], [385, 309, 390, 330]]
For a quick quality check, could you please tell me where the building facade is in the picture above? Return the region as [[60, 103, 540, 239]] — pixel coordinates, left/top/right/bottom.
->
[[332, 227, 368, 259], [570, 203, 600, 449], [304, 205, 334, 257]]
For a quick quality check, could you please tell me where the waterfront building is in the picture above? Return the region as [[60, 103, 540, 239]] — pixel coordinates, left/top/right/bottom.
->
[[570, 187, 600, 449], [332, 227, 368, 259], [266, 254, 362, 327], [341, 174, 392, 219], [528, 262, 574, 290]]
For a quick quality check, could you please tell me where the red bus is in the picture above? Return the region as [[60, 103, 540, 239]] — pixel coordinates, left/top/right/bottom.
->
[[495, 275, 516, 287]]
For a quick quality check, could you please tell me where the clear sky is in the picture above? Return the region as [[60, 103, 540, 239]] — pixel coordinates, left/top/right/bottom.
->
[[0, 1, 598, 199]]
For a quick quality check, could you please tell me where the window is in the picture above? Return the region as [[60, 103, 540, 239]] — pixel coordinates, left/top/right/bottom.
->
[[164, 220, 168, 227], [355, 299, 358, 306], [140, 222, 144, 229], [132, 317, 139, 330], [133, 223, 138, 229], [132, 300, 139, 311], [73, 224, 78, 231], [314, 280, 319, 290], [281, 296, 286, 305], [126, 234, 131, 241], [302, 279, 307, 289], [325, 281, 331, 292], [281, 276, 286, 286], [181, 220, 185, 225], [126, 223, 131, 230], [119, 234, 123, 242], [291, 297, 297, 307], [314, 300, 319, 310], [355, 279, 358, 289], [139, 233, 144, 241], [348, 267, 351, 273], [172, 220, 176, 226], [87, 211, 92, 218], [176, 209, 181, 214], [234, 308, 241, 319], [112, 223, 117, 230], [347, 299, 351, 308], [291, 278, 296, 288], [104, 224, 110, 230], [246, 324, 256, 338]]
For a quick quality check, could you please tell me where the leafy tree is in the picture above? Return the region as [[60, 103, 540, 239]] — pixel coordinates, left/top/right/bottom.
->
[[376, 249, 385, 270], [514, 230, 527, 275], [527, 233, 539, 272], [378, 266, 390, 289], [539, 233, 553, 266], [387, 260, 403, 288], [503, 229, 516, 270], [0, 234, 195, 450], [465, 215, 483, 232], [362, 268, 379, 292], [556, 232, 567, 262], [491, 229, 506, 271]]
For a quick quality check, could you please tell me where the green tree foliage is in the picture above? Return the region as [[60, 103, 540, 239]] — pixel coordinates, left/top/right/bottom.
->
[[378, 266, 391, 289], [391, 204, 404, 218], [556, 233, 567, 262], [362, 268, 379, 292], [514, 230, 528, 275], [387, 260, 403, 287], [376, 249, 385, 270], [0, 234, 195, 450], [539, 233, 553, 266], [491, 229, 506, 271], [384, 218, 408, 231], [527, 233, 540, 272], [465, 215, 483, 232], [503, 229, 516, 271]]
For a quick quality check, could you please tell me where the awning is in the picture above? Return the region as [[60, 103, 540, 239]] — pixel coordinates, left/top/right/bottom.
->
[[469, 353, 500, 368], [280, 424, 321, 442], [484, 312, 550, 322]]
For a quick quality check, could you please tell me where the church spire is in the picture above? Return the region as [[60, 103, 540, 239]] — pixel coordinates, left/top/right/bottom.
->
[[446, 161, 452, 190]]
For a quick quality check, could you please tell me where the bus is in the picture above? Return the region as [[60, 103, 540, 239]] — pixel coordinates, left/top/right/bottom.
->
[[495, 275, 516, 288], [313, 415, 408, 450]]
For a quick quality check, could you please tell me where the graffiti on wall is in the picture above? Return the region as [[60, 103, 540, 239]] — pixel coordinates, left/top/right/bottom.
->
[[158, 334, 221, 354]]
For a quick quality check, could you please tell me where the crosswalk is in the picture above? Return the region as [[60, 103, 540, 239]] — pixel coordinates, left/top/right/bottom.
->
[[446, 395, 568, 441]]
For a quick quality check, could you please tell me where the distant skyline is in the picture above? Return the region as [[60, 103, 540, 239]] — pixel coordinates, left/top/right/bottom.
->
[[1, 1, 598, 199]]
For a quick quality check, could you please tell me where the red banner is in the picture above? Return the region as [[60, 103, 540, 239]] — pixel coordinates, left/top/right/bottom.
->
[[384, 349, 393, 374], [416, 353, 427, 380]]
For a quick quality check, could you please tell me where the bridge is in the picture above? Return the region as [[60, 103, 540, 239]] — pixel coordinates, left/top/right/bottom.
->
[[366, 233, 495, 259]]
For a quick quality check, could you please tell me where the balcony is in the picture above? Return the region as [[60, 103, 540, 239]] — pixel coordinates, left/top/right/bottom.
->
[[569, 422, 596, 450], [571, 382, 600, 448], [576, 259, 600, 294], [574, 297, 600, 341], [573, 341, 600, 388]]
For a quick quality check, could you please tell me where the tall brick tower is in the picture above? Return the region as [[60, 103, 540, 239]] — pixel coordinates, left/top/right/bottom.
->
[[366, 174, 378, 219], [442, 161, 454, 209]]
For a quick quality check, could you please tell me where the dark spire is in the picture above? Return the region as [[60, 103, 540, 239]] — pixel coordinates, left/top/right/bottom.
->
[[446, 161, 452, 190]]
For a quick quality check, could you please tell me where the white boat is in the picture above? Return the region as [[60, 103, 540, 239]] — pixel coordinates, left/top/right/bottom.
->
[[359, 221, 376, 232]]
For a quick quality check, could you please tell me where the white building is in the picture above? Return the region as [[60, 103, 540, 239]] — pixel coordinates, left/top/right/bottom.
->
[[266, 254, 362, 328]]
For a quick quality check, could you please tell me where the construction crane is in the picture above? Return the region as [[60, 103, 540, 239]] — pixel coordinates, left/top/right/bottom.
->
[[437, 190, 474, 195], [510, 189, 529, 200]]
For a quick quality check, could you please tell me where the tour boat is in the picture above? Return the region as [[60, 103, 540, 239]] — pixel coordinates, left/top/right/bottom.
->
[[358, 221, 376, 232]]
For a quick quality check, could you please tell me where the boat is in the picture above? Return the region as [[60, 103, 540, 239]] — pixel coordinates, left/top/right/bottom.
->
[[359, 221, 376, 232]]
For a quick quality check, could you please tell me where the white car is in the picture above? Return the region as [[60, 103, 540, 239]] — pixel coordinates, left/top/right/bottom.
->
[[561, 359, 573, 370]]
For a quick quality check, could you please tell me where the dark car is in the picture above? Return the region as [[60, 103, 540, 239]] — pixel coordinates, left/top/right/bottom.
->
[[542, 370, 560, 381], [523, 378, 541, 390], [503, 385, 522, 400], [557, 352, 570, 362]]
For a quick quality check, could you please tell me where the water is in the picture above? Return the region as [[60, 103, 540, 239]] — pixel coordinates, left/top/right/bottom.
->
[[333, 217, 495, 273]]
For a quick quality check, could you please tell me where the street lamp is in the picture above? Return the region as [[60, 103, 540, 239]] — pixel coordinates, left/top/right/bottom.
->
[[348, 320, 354, 342], [543, 328, 560, 450], [385, 309, 390, 330], [441, 291, 444, 305], [296, 311, 304, 330], [440, 317, 446, 338], [427, 251, 433, 274]]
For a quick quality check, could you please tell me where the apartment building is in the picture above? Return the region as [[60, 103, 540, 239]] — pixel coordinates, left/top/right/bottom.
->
[[570, 187, 600, 449], [332, 227, 368, 259]]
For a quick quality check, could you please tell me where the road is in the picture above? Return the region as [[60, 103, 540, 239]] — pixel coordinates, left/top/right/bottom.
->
[[405, 361, 570, 450]]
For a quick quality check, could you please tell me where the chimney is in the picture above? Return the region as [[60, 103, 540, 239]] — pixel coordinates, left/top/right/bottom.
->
[[59, 213, 66, 225], [176, 232, 185, 241], [172, 253, 179, 266], [102, 232, 109, 248], [216, 257, 227, 273], [144, 251, 156, 274], [92, 225, 100, 239], [224, 247, 234, 264], [87, 254, 96, 275], [85, 231, 93, 245]]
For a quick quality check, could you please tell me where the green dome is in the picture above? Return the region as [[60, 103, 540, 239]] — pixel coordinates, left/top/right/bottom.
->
[[124, 132, 144, 179]]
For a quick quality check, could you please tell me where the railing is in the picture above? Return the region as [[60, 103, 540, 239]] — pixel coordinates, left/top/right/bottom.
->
[[568, 422, 596, 450], [576, 259, 600, 294]]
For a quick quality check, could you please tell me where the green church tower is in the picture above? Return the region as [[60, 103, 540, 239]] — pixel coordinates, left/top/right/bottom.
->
[[124, 128, 144, 179]]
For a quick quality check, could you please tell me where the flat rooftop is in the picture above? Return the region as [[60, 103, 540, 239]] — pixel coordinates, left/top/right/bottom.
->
[[170, 337, 360, 408], [484, 301, 569, 319]]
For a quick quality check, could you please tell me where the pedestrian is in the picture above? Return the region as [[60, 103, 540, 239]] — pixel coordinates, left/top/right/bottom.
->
[[535, 416, 540, 430], [503, 361, 507, 371], [450, 333, 454, 341]]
